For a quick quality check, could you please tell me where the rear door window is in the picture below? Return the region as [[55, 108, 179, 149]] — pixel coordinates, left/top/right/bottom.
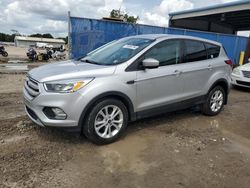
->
[[205, 43, 220, 59], [184, 40, 207, 63]]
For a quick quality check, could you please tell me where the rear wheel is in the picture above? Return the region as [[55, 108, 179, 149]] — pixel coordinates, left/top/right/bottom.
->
[[83, 98, 128, 145], [201, 86, 225, 116]]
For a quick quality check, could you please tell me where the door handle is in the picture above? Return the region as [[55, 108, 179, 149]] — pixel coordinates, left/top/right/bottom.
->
[[126, 80, 135, 84], [174, 70, 182, 76], [207, 65, 213, 70]]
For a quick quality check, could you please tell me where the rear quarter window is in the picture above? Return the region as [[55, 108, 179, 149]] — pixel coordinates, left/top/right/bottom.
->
[[205, 43, 220, 59], [184, 40, 207, 63]]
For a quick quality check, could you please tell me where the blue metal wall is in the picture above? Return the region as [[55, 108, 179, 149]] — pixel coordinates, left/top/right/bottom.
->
[[69, 17, 248, 64]]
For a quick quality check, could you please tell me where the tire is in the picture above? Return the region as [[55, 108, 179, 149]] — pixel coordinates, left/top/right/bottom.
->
[[83, 98, 128, 145], [201, 86, 225, 116], [2, 51, 8, 57]]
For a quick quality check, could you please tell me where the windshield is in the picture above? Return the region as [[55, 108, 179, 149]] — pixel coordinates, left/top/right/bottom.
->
[[81, 38, 154, 65]]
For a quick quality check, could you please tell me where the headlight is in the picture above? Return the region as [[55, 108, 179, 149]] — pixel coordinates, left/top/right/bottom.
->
[[44, 78, 94, 93], [232, 68, 241, 76]]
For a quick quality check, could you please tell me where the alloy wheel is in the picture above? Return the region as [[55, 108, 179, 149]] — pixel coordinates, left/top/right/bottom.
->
[[210, 90, 223, 112], [94, 105, 124, 139]]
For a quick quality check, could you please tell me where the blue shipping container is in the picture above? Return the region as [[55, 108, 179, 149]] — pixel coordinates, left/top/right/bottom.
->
[[69, 17, 248, 64]]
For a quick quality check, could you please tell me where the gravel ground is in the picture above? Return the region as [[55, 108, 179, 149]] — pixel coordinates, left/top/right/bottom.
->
[[0, 73, 250, 188]]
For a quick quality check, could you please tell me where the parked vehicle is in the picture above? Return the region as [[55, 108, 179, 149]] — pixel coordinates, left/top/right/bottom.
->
[[36, 42, 53, 49], [37, 52, 50, 61], [26, 48, 37, 61], [27, 48, 51, 61], [44, 47, 66, 60], [51, 50, 66, 60], [231, 61, 250, 88], [46, 48, 54, 59], [0, 45, 8, 57], [23, 34, 232, 144]]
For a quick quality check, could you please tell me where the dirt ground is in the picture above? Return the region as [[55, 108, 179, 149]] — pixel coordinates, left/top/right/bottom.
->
[[0, 73, 250, 188]]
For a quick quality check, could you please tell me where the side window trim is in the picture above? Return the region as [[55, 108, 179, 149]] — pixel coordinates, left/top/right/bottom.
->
[[203, 42, 208, 60], [203, 42, 209, 59]]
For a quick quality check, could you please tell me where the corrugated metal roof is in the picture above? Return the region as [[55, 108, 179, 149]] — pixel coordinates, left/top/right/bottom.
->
[[169, 0, 250, 17], [15, 36, 65, 43]]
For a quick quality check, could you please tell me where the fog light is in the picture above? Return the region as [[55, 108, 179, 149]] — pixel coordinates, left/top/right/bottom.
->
[[51, 108, 67, 120], [43, 107, 67, 120]]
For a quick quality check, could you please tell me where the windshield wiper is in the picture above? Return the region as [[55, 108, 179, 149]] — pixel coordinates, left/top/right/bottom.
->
[[81, 59, 101, 65]]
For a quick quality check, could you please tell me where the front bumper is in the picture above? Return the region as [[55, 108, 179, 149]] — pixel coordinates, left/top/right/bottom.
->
[[231, 74, 250, 88], [23, 85, 84, 128]]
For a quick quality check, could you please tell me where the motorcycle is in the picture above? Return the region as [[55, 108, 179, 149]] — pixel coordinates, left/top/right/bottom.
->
[[26, 48, 37, 61], [27, 47, 51, 61], [51, 50, 66, 60], [0, 46, 8, 57]]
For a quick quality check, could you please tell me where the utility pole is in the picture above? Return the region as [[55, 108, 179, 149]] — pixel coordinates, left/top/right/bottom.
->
[[68, 11, 71, 59]]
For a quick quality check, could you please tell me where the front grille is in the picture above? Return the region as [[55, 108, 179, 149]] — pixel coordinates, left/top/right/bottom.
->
[[242, 71, 250, 78], [24, 76, 40, 99], [236, 80, 250, 87]]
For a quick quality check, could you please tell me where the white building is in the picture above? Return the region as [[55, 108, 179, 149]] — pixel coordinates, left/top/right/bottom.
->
[[14, 36, 65, 48]]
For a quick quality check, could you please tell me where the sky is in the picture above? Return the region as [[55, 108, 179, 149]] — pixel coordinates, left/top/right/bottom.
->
[[0, 0, 248, 37]]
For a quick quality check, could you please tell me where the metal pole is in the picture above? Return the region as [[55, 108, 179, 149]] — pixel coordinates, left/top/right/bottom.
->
[[233, 36, 239, 65], [68, 11, 71, 59], [243, 35, 250, 64]]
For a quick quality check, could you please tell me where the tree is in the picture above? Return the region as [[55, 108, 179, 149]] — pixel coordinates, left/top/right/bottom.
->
[[110, 9, 121, 18], [42, 33, 53, 38], [29, 33, 54, 38], [29, 33, 43, 38], [0, 33, 15, 42], [124, 14, 139, 24], [109, 9, 139, 24], [57, 36, 68, 44]]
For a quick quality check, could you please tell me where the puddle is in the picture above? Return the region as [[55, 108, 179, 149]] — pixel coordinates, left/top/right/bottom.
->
[[222, 130, 250, 156], [99, 135, 158, 175]]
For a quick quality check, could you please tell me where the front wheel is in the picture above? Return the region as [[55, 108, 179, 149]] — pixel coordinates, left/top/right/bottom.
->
[[201, 86, 225, 116], [2, 51, 8, 57], [83, 99, 128, 145]]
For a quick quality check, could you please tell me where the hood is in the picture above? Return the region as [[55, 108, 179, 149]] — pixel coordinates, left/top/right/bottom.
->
[[238, 63, 250, 71], [28, 60, 116, 82]]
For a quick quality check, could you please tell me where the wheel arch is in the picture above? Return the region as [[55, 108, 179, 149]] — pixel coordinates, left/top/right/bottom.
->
[[78, 91, 136, 130], [208, 78, 229, 104]]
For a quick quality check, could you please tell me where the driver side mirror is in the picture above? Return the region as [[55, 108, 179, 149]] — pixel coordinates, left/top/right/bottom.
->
[[142, 58, 159, 69]]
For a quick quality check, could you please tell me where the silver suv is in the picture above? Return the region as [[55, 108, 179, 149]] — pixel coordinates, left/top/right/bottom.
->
[[23, 34, 232, 144]]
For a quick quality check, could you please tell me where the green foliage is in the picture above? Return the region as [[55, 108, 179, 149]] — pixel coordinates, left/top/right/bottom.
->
[[57, 36, 68, 44], [0, 32, 67, 44], [0, 33, 15, 42], [29, 33, 54, 38], [42, 33, 54, 38], [109, 9, 139, 24], [29, 33, 43, 38], [124, 14, 139, 24], [110, 9, 121, 18]]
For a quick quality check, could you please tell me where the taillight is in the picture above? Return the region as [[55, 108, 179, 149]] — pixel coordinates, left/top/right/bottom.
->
[[225, 60, 233, 68]]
